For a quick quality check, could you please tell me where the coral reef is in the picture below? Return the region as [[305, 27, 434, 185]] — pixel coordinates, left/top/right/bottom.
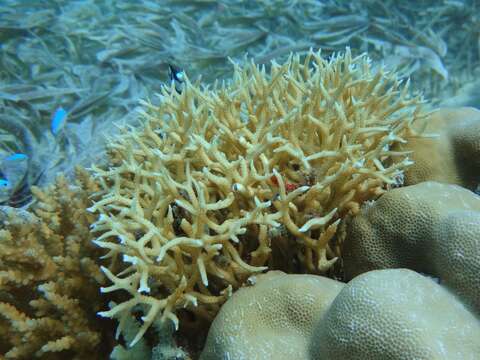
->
[[200, 107, 480, 360], [0, 0, 478, 358], [340, 181, 480, 314], [201, 269, 480, 360], [393, 107, 480, 190], [0, 168, 115, 359], [89, 48, 427, 345], [200, 270, 343, 360], [1, 0, 478, 207]]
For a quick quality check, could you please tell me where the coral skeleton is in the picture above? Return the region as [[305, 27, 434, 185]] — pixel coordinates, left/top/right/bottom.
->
[[89, 48, 427, 345]]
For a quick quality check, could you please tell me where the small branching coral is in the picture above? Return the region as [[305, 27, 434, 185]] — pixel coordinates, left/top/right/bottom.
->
[[0, 168, 115, 359], [89, 48, 427, 345]]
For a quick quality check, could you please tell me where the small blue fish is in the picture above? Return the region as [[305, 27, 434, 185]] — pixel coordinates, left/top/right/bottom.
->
[[1, 153, 28, 198], [51, 107, 68, 135], [0, 178, 11, 204], [5, 153, 28, 162], [0, 179, 10, 188]]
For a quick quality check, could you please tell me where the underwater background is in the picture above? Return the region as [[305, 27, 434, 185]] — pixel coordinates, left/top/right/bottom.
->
[[0, 1, 479, 359], [0, 0, 479, 207]]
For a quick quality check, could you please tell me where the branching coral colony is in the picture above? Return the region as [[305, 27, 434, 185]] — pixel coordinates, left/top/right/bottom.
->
[[0, 169, 113, 358], [88, 48, 427, 345]]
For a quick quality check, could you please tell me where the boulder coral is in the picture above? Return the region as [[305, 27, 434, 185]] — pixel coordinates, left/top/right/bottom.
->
[[87, 48, 428, 344], [200, 271, 344, 360], [311, 269, 480, 360], [394, 107, 480, 190], [340, 181, 480, 315], [201, 269, 480, 360]]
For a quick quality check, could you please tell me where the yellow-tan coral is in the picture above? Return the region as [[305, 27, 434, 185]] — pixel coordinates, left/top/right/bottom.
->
[[0, 168, 114, 359], [89, 48, 427, 345]]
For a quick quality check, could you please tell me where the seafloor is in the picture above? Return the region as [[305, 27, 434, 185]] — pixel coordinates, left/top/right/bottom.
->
[[0, 1, 479, 359]]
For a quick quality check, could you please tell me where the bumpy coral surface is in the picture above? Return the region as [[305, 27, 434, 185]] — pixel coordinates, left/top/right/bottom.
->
[[312, 269, 480, 360], [201, 269, 480, 360], [394, 107, 480, 190], [200, 271, 344, 360], [88, 48, 427, 344], [340, 181, 480, 315], [0, 169, 114, 359]]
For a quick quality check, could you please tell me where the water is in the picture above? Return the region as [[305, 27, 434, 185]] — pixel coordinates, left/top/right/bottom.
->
[[0, 1, 479, 359]]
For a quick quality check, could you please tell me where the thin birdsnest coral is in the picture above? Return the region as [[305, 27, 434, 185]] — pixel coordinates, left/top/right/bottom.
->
[[89, 48, 427, 345]]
